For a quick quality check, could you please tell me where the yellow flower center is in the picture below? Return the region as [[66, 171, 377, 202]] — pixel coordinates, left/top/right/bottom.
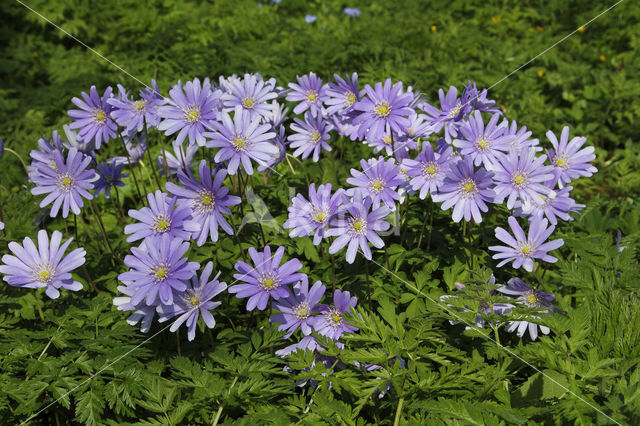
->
[[369, 178, 385, 194], [327, 308, 343, 328], [57, 173, 75, 192], [184, 106, 201, 123], [134, 100, 147, 111], [344, 91, 356, 107], [349, 217, 367, 235], [232, 137, 247, 151], [152, 214, 171, 233], [518, 244, 533, 257], [373, 101, 391, 118], [189, 296, 200, 307], [33, 263, 55, 284], [310, 131, 321, 144], [447, 103, 462, 118], [553, 156, 569, 169], [149, 264, 170, 282], [422, 161, 439, 177], [305, 90, 319, 104], [475, 138, 490, 151], [93, 109, 107, 124], [259, 272, 280, 291], [241, 97, 256, 108], [382, 135, 393, 145], [294, 302, 311, 320], [523, 291, 540, 307], [459, 178, 477, 198], [511, 171, 529, 189], [312, 208, 329, 224]]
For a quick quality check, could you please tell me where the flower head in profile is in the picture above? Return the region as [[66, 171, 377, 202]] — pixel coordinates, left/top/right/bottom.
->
[[402, 142, 452, 199], [326, 191, 391, 264], [500, 119, 540, 154], [288, 111, 332, 162], [68, 86, 117, 149], [497, 278, 562, 340], [166, 160, 241, 246], [546, 126, 597, 187], [431, 156, 495, 223], [157, 261, 227, 341], [30, 148, 97, 218], [124, 190, 197, 243], [283, 183, 346, 245], [0, 230, 85, 299], [489, 216, 564, 272], [118, 234, 199, 306], [518, 183, 585, 225], [492, 149, 555, 209], [108, 80, 163, 132], [228, 246, 306, 311], [205, 105, 278, 175], [420, 86, 466, 143], [454, 111, 514, 170], [157, 78, 220, 146], [28, 131, 65, 182], [346, 157, 404, 211], [270, 277, 326, 338], [286, 72, 329, 117], [221, 73, 277, 119], [113, 281, 158, 333], [461, 81, 500, 115], [353, 78, 413, 141], [314, 289, 358, 340], [94, 160, 128, 199], [325, 72, 361, 116]]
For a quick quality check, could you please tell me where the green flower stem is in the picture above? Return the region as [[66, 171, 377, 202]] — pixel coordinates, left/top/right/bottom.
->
[[74, 214, 99, 293], [393, 396, 404, 426], [117, 133, 146, 206]]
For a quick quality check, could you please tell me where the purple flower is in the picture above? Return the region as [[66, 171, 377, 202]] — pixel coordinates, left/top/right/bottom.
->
[[283, 183, 346, 245], [68, 86, 117, 149], [113, 281, 157, 333], [228, 246, 306, 311], [431, 156, 496, 223], [420, 86, 465, 143], [94, 160, 128, 199], [492, 149, 555, 209], [497, 278, 561, 340], [500, 119, 540, 154], [221, 73, 277, 119], [489, 216, 564, 272], [157, 261, 227, 341], [454, 111, 514, 169], [259, 124, 287, 172], [124, 190, 198, 243], [518, 183, 585, 225], [365, 124, 395, 156], [118, 234, 199, 306], [343, 7, 361, 17], [288, 111, 332, 162], [546, 126, 597, 187], [205, 105, 278, 175], [353, 78, 413, 141], [0, 222, 4, 231], [30, 148, 97, 218], [270, 277, 326, 337], [107, 80, 163, 132], [165, 160, 241, 246], [326, 191, 391, 264], [346, 157, 404, 211], [314, 289, 358, 340], [325, 73, 361, 116], [286, 72, 329, 117], [305, 14, 317, 24], [156, 140, 199, 176], [157, 78, 220, 146], [402, 142, 452, 199], [0, 230, 85, 299], [28, 131, 65, 181], [461, 81, 500, 115], [111, 131, 147, 167]]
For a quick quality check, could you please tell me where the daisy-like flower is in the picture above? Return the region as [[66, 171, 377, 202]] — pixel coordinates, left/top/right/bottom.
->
[[461, 81, 500, 115], [365, 124, 396, 156], [258, 124, 287, 173], [546, 126, 597, 187], [402, 142, 452, 199], [326, 191, 391, 264], [492, 149, 555, 209], [353, 78, 413, 141], [314, 289, 358, 340], [500, 119, 541, 154], [113, 281, 158, 333], [497, 278, 561, 340], [221, 73, 277, 119], [262, 100, 290, 129], [118, 234, 199, 306], [346, 157, 404, 210], [94, 160, 128, 199], [431, 156, 495, 223], [288, 111, 332, 162], [67, 86, 117, 149], [156, 140, 199, 176], [0, 222, 4, 231], [518, 183, 585, 225], [283, 183, 346, 245], [489, 216, 564, 272], [205, 105, 278, 175], [228, 246, 306, 311], [0, 230, 85, 299], [108, 80, 164, 132], [61, 124, 95, 157], [454, 111, 514, 170], [157, 78, 220, 146], [28, 131, 65, 182], [165, 160, 241, 246], [420, 86, 466, 143], [124, 190, 198, 243], [325, 72, 361, 116], [270, 277, 326, 338], [157, 261, 227, 341], [286, 72, 329, 117], [30, 148, 97, 218]]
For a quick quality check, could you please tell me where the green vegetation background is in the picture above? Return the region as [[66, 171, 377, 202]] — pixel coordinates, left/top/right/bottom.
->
[[1, 0, 639, 424]]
